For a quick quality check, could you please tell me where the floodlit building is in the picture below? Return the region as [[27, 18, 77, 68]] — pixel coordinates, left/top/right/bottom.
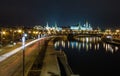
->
[[70, 21, 93, 31], [33, 25, 44, 30], [45, 22, 62, 31]]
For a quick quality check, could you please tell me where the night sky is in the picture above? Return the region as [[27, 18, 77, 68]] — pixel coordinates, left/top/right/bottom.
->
[[0, 0, 120, 28]]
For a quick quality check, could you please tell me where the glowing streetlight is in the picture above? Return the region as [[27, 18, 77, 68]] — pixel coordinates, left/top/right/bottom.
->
[[2, 31, 6, 35], [0, 31, 6, 46], [28, 31, 31, 33], [18, 29, 22, 33], [22, 33, 27, 76], [116, 30, 120, 33], [33, 31, 36, 34], [35, 31, 38, 34]]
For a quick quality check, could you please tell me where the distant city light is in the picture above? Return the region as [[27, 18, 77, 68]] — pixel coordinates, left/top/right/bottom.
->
[[2, 31, 6, 35], [18, 29, 22, 33]]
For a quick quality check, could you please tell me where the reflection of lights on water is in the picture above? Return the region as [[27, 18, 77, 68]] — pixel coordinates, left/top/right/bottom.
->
[[108, 44, 114, 53], [58, 41, 60, 46], [55, 37, 119, 54], [103, 43, 105, 48], [54, 41, 60, 48], [93, 37, 96, 42], [96, 37, 99, 41], [83, 38, 85, 42], [82, 42, 85, 48], [62, 41, 65, 48], [78, 43, 81, 50], [105, 44, 108, 51], [115, 47, 119, 51], [76, 42, 78, 48], [103, 43, 119, 53], [90, 38, 92, 42], [78, 37, 101, 43], [89, 43, 92, 49], [86, 43, 88, 51], [104, 43, 115, 53], [71, 42, 74, 49], [68, 41, 70, 48], [94, 44, 97, 50], [97, 44, 99, 50], [111, 49, 114, 53], [99, 38, 101, 41], [62, 40, 64, 46], [63, 43, 65, 48], [54, 42, 57, 48], [55, 37, 117, 53], [86, 37, 89, 43]]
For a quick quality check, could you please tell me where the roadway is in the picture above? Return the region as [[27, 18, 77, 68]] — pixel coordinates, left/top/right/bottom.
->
[[0, 37, 46, 76]]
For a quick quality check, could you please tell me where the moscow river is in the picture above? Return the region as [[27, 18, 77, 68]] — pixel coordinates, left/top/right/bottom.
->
[[54, 37, 120, 76]]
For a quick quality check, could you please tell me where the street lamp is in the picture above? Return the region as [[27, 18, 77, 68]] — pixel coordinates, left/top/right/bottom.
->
[[2, 31, 6, 35], [18, 29, 22, 33], [0, 31, 2, 47], [22, 33, 27, 76], [0, 31, 6, 47], [116, 29, 120, 33], [12, 30, 16, 45]]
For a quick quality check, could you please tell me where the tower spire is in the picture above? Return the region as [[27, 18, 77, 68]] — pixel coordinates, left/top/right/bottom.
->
[[78, 22, 81, 30], [55, 22, 57, 28], [46, 22, 49, 27]]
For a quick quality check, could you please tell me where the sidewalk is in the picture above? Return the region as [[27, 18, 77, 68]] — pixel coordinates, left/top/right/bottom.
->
[[40, 39, 61, 76]]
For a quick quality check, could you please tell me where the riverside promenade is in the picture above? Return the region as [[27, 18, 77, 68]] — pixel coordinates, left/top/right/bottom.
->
[[40, 38, 61, 76], [40, 36, 79, 76]]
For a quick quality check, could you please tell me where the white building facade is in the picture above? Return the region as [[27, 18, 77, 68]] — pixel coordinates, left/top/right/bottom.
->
[[70, 21, 93, 31]]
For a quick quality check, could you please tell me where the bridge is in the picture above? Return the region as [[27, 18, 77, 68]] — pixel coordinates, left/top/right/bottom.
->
[[67, 33, 103, 41]]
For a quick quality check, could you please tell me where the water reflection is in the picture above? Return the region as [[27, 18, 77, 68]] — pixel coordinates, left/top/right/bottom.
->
[[76, 37, 101, 43], [103, 43, 119, 53], [54, 37, 120, 76], [68, 41, 70, 48], [54, 37, 119, 53], [86, 43, 88, 51], [115, 47, 119, 51], [78, 43, 81, 50], [89, 43, 92, 49]]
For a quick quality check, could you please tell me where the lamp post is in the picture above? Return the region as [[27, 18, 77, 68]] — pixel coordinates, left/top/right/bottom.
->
[[0, 31, 6, 47], [12, 30, 15, 44], [18, 29, 22, 40], [22, 33, 27, 76], [0, 31, 2, 47]]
